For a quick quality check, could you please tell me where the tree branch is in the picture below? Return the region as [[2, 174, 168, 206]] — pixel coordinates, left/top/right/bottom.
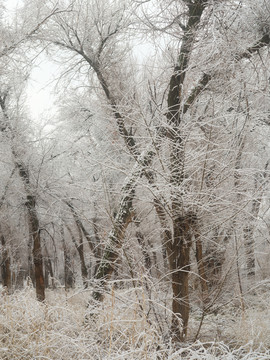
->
[[236, 33, 270, 60]]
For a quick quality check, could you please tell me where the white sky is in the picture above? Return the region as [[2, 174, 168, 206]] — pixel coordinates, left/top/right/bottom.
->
[[4, 0, 58, 123], [26, 56, 58, 122]]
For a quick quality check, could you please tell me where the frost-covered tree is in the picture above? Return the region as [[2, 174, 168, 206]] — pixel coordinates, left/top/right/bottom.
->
[[0, 2, 64, 301], [9, 0, 270, 341]]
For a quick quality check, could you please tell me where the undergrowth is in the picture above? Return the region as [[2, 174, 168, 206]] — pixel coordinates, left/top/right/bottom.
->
[[0, 285, 269, 359]]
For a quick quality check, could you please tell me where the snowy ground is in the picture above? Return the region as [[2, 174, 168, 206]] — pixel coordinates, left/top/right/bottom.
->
[[0, 286, 270, 359]]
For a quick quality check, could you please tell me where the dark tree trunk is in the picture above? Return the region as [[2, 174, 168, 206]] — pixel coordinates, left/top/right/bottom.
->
[[170, 215, 192, 341], [44, 259, 49, 289], [61, 226, 74, 291], [44, 258, 54, 289], [15, 268, 25, 290], [26, 194, 45, 302], [27, 235, 35, 286], [136, 226, 152, 273], [66, 224, 88, 289], [165, 1, 208, 341], [244, 225, 256, 278], [194, 231, 209, 302], [1, 233, 11, 292], [64, 249, 74, 290], [44, 245, 55, 289]]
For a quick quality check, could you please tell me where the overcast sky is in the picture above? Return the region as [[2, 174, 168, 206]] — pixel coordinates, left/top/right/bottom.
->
[[4, 0, 58, 124]]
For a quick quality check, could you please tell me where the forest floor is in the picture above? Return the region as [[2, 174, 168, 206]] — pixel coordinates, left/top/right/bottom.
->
[[0, 284, 270, 359]]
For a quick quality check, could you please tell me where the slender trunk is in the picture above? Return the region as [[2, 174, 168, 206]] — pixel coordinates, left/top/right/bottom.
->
[[205, 228, 227, 288], [234, 139, 258, 281], [15, 268, 25, 290], [194, 231, 209, 302], [44, 257, 54, 289], [64, 246, 74, 290], [66, 202, 99, 257], [44, 259, 49, 288], [27, 234, 35, 286], [92, 211, 103, 275], [244, 225, 255, 278], [44, 245, 55, 289], [135, 222, 152, 273], [66, 224, 88, 288], [0, 232, 11, 292], [154, 198, 173, 279], [25, 194, 45, 302], [61, 225, 74, 290], [243, 171, 266, 280], [48, 258, 55, 288]]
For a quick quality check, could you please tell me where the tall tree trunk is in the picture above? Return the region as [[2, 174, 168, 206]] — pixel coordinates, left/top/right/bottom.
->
[[166, 1, 208, 341]]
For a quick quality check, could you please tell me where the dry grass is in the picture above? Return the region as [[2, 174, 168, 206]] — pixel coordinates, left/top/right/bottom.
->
[[0, 285, 270, 359]]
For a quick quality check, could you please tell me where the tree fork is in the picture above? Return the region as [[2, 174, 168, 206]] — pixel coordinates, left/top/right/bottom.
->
[[91, 153, 157, 300]]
